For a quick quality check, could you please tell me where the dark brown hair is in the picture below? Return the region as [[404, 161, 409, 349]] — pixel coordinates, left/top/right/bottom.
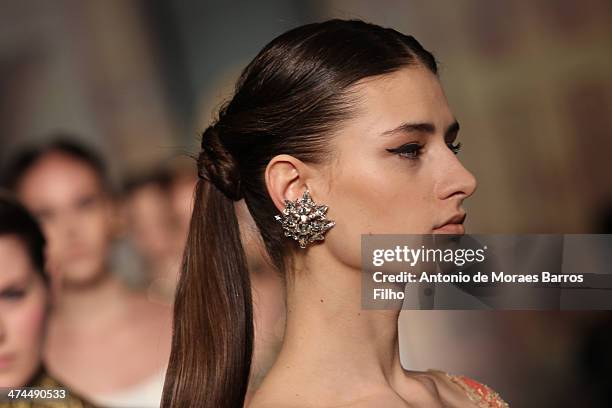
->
[[0, 136, 110, 193], [0, 190, 48, 286], [162, 19, 437, 407]]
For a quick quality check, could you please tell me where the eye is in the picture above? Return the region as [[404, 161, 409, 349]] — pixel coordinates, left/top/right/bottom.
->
[[77, 195, 97, 210], [447, 142, 462, 155], [0, 289, 26, 301], [386, 143, 423, 160]]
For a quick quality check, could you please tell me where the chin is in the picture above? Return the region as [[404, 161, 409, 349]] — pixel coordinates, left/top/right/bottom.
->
[[0, 368, 34, 388], [62, 262, 107, 288]]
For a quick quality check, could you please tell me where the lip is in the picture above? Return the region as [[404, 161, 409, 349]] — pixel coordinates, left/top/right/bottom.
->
[[432, 213, 466, 235], [64, 248, 93, 260], [0, 354, 14, 369]]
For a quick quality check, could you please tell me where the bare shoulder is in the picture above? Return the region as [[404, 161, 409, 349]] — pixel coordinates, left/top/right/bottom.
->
[[249, 397, 412, 408], [247, 393, 309, 408], [249, 386, 416, 408], [249, 402, 300, 408], [249, 368, 507, 408]]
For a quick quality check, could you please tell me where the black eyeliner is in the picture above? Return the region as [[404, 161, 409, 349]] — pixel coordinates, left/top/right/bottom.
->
[[386, 142, 423, 159]]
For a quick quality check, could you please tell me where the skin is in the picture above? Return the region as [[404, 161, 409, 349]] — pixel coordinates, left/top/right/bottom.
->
[[0, 236, 48, 387], [123, 183, 176, 264], [16, 152, 115, 289], [122, 183, 182, 283], [15, 152, 172, 398], [169, 169, 198, 242], [251, 66, 479, 407]]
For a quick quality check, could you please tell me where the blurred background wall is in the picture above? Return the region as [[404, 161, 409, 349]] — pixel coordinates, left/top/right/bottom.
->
[[2, 0, 611, 231], [1, 1, 611, 407]]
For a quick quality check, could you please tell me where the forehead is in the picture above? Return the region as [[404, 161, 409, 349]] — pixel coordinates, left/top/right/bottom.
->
[[0, 235, 34, 284], [126, 184, 170, 216], [347, 66, 454, 135], [17, 152, 103, 203]]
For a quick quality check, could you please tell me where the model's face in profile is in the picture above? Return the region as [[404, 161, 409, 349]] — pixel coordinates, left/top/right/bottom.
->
[[16, 153, 115, 288], [0, 236, 47, 387], [320, 66, 477, 267]]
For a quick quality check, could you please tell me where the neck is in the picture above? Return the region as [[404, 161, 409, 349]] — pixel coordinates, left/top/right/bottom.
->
[[271, 245, 405, 396], [52, 269, 133, 327]]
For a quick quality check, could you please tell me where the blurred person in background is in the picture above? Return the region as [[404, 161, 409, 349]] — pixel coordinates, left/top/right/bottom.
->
[[1, 138, 172, 408], [0, 191, 96, 407], [167, 156, 199, 247], [120, 169, 183, 305]]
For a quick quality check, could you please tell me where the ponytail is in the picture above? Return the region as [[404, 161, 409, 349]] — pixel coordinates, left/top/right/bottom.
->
[[162, 178, 253, 407]]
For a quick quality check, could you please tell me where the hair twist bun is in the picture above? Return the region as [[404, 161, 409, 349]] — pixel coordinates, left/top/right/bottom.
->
[[197, 124, 242, 201]]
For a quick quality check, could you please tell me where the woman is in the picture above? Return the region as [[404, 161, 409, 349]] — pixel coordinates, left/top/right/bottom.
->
[[162, 19, 509, 407], [0, 191, 95, 407], [2, 139, 171, 407]]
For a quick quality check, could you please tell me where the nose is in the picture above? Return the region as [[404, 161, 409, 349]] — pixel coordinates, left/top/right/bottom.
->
[[58, 211, 82, 243], [435, 152, 477, 202]]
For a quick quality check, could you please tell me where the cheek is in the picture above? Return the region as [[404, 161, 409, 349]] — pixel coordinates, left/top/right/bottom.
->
[[11, 287, 47, 343], [83, 209, 113, 253], [11, 303, 46, 343], [40, 224, 63, 267], [324, 157, 438, 267], [3, 289, 47, 386], [331, 158, 437, 232]]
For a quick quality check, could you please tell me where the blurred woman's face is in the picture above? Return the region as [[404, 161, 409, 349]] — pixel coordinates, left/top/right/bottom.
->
[[16, 153, 115, 288], [123, 183, 176, 263], [0, 236, 48, 387], [317, 66, 477, 268]]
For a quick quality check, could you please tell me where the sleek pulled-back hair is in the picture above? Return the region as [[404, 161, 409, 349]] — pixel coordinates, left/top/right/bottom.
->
[[162, 19, 438, 407]]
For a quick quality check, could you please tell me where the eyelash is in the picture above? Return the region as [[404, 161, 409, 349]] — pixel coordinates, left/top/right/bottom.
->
[[448, 142, 462, 155], [386, 142, 462, 159]]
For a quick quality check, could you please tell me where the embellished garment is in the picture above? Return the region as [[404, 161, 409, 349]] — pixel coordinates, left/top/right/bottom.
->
[[446, 373, 510, 408], [1, 368, 97, 408]]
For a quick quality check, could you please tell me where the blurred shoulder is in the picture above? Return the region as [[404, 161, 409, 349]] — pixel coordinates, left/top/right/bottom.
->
[[30, 368, 99, 407]]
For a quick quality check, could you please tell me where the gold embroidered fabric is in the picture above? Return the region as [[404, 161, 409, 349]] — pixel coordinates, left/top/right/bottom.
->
[[446, 373, 510, 408], [0, 369, 98, 408]]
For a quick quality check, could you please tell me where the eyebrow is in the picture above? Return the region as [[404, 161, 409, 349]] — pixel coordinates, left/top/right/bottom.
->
[[0, 277, 29, 290], [381, 120, 460, 138]]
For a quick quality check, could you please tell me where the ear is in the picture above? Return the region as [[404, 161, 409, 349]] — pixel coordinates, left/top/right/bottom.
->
[[265, 154, 311, 213]]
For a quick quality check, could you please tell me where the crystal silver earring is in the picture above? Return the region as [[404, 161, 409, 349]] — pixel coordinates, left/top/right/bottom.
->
[[274, 190, 335, 249]]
